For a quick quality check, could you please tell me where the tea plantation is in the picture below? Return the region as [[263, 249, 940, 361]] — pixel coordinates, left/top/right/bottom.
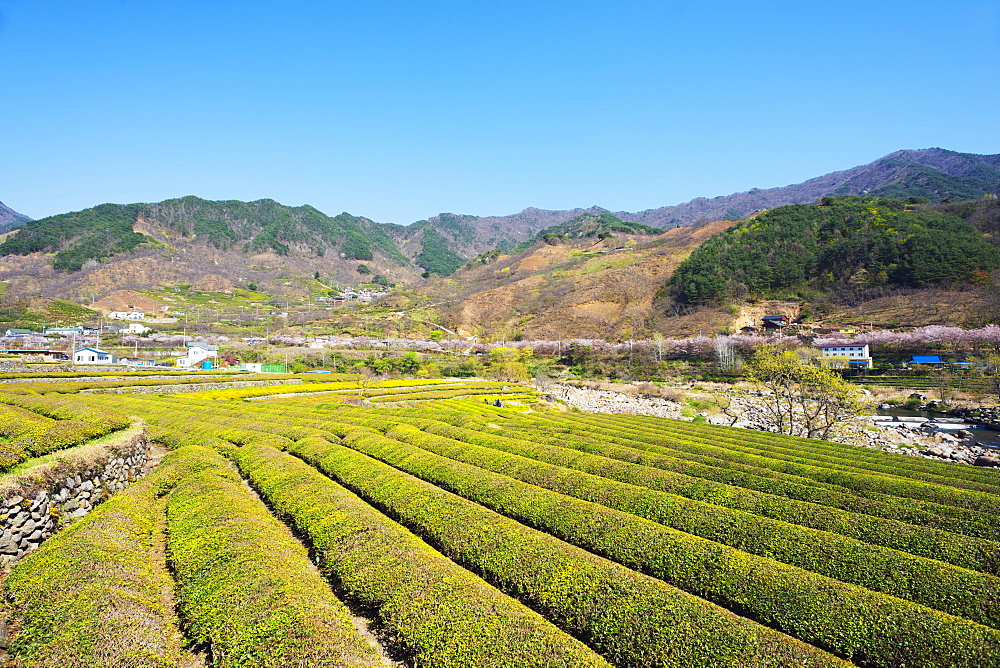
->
[[0, 373, 998, 667]]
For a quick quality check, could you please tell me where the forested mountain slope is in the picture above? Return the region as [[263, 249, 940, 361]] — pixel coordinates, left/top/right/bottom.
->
[[668, 196, 1000, 305]]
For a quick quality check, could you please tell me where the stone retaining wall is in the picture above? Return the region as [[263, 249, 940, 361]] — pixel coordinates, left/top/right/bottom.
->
[[0, 426, 153, 565]]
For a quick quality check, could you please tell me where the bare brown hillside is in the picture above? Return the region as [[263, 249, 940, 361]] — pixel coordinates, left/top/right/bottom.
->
[[421, 219, 740, 340]]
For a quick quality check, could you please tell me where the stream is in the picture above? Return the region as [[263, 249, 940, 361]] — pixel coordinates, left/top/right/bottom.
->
[[874, 407, 1000, 450]]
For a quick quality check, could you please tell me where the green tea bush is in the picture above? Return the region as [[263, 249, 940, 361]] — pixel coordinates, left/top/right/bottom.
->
[[232, 441, 613, 668], [385, 423, 1000, 625], [330, 428, 1000, 668], [416, 418, 1000, 572], [290, 435, 852, 668], [166, 449, 384, 667], [0, 445, 225, 667]]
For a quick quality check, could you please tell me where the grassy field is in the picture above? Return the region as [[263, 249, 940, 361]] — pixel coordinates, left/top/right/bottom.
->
[[0, 374, 997, 667]]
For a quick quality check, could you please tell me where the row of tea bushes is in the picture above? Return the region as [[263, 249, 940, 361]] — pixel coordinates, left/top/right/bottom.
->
[[232, 441, 613, 668], [0, 393, 129, 433], [324, 426, 1000, 668], [631, 415, 1000, 488], [585, 412, 1000, 495], [0, 446, 219, 667], [555, 412, 1000, 510], [287, 435, 849, 668], [165, 447, 387, 667], [496, 411, 998, 539], [0, 398, 127, 472], [381, 422, 1000, 626], [397, 415, 1000, 573], [2, 442, 393, 668]]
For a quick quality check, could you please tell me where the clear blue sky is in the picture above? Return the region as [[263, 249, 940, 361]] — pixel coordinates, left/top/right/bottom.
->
[[1, 0, 998, 224]]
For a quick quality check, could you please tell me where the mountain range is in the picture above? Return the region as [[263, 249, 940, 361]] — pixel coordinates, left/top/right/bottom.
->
[[0, 148, 998, 311]]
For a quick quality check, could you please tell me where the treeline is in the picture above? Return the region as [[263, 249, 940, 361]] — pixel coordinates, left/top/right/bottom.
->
[[670, 196, 1000, 304]]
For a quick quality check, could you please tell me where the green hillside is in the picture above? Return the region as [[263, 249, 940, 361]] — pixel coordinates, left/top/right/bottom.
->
[[0, 196, 410, 271], [670, 196, 1000, 304]]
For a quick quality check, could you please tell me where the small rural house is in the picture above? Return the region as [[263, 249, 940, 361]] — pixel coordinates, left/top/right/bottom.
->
[[127, 322, 151, 334], [761, 315, 790, 331], [4, 329, 35, 338], [44, 327, 84, 336], [908, 356, 947, 368], [2, 349, 69, 362], [176, 342, 219, 368], [73, 347, 116, 365], [817, 344, 873, 369], [107, 311, 146, 320]]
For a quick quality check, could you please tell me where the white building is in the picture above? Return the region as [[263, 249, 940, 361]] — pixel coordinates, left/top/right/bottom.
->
[[74, 347, 116, 365], [817, 344, 873, 369], [176, 342, 219, 368], [108, 311, 146, 320], [127, 322, 151, 334]]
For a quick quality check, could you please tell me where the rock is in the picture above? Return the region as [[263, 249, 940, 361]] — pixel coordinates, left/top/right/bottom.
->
[[80, 480, 94, 492], [25, 530, 42, 542], [0, 532, 17, 555], [5, 496, 23, 509], [974, 455, 1000, 467]]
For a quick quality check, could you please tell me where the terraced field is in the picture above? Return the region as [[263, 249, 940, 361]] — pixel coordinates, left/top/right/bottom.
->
[[0, 374, 998, 667]]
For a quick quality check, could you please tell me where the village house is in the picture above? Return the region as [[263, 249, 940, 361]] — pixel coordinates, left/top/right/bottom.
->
[[817, 344, 873, 369], [73, 347, 116, 365], [107, 311, 146, 320], [176, 342, 219, 368], [1, 349, 69, 362], [761, 315, 790, 332], [907, 355, 947, 368], [44, 327, 84, 336], [4, 329, 36, 338], [126, 322, 151, 334]]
